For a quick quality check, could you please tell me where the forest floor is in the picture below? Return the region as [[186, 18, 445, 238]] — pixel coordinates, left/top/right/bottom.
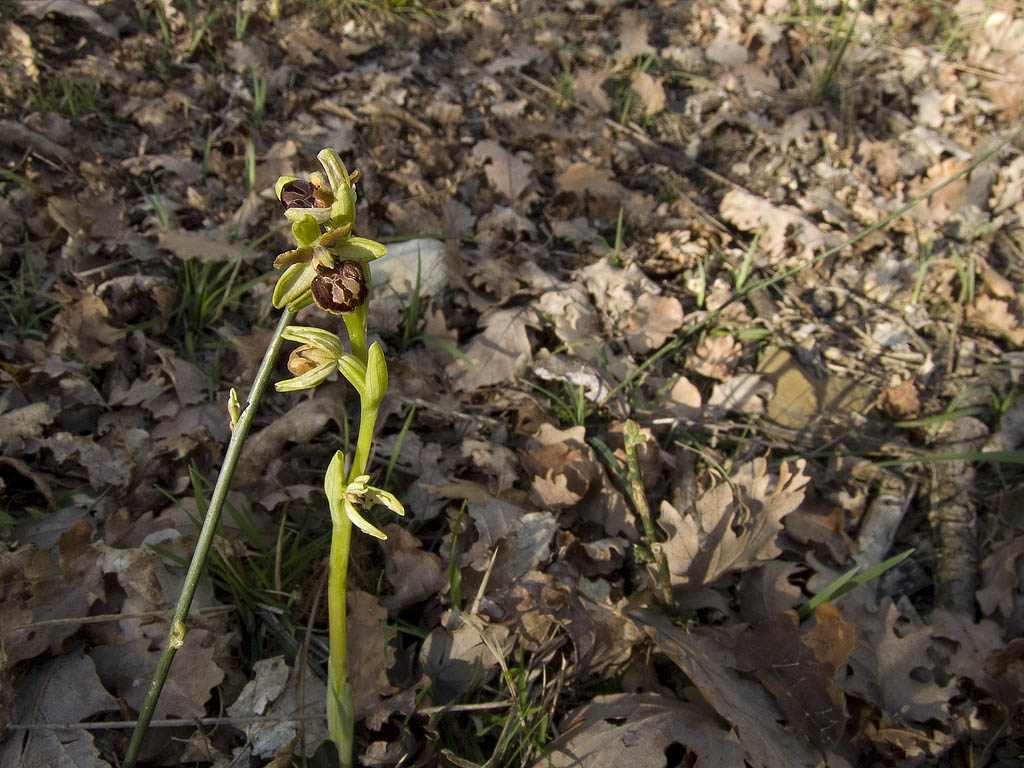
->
[[2, 0, 1024, 766]]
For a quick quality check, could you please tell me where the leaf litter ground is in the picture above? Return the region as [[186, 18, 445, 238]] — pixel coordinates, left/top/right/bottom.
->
[[2, 1, 1024, 766]]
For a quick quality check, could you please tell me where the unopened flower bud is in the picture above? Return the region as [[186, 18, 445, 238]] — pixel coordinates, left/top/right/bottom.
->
[[287, 344, 333, 376], [364, 341, 388, 406]]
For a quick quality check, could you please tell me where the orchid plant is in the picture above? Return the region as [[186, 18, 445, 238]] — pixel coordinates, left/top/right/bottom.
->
[[124, 149, 402, 768]]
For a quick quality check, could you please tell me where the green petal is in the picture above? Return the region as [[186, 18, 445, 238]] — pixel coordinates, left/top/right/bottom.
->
[[366, 486, 405, 517], [275, 361, 333, 392], [344, 496, 388, 540]]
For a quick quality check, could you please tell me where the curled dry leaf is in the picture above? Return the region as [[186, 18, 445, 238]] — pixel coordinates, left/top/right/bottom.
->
[[446, 306, 539, 392], [719, 189, 835, 266], [420, 611, 510, 703], [880, 379, 921, 419], [521, 423, 601, 509]]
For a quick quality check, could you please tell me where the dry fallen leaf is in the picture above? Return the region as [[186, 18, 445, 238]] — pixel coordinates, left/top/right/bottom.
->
[[688, 335, 742, 380], [472, 139, 533, 201], [720, 189, 835, 266], [0, 650, 118, 767], [535, 692, 745, 768], [660, 458, 810, 587], [880, 379, 921, 419], [634, 611, 819, 768], [630, 70, 666, 115], [734, 606, 854, 750], [446, 306, 539, 392], [380, 523, 447, 612]]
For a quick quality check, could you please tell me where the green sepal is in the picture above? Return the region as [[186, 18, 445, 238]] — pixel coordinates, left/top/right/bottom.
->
[[282, 326, 347, 359], [365, 341, 388, 406], [273, 262, 316, 308], [336, 353, 368, 397], [318, 148, 351, 192], [291, 216, 322, 246], [275, 175, 300, 201], [275, 361, 334, 392]]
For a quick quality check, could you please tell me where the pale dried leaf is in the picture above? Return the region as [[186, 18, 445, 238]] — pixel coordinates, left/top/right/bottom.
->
[[226, 655, 329, 759], [707, 373, 772, 414], [157, 229, 253, 263], [574, 68, 612, 112], [970, 295, 1024, 345], [845, 598, 956, 724], [720, 190, 834, 266], [421, 612, 509, 703], [622, 293, 683, 354], [446, 306, 538, 392], [471, 139, 532, 200], [630, 71, 666, 115], [617, 10, 656, 63]]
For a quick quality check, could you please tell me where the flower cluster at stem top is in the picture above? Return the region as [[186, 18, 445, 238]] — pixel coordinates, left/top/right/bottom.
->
[[271, 148, 402, 540]]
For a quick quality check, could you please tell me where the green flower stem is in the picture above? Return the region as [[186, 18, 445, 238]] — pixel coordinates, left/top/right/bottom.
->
[[326, 516, 355, 767], [326, 353, 381, 765], [123, 307, 297, 768]]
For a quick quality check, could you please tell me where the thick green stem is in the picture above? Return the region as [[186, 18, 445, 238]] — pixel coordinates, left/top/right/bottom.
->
[[123, 307, 296, 768], [350, 404, 379, 483], [326, 518, 354, 767]]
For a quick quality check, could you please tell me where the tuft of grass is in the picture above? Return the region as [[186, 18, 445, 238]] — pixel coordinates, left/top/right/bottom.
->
[[156, 465, 331, 661], [522, 378, 590, 427], [183, 0, 228, 62], [596, 206, 626, 267], [0, 239, 61, 341], [798, 547, 915, 620], [170, 252, 265, 360], [30, 64, 110, 127]]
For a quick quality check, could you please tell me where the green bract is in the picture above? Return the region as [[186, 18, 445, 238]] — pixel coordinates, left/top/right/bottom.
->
[[324, 452, 404, 540]]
